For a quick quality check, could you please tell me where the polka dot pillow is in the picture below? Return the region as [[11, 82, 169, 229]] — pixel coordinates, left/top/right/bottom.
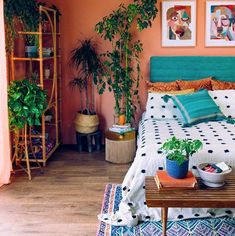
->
[[145, 92, 183, 120], [209, 90, 235, 118]]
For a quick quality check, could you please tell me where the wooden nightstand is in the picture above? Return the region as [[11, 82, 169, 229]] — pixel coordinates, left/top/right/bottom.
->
[[105, 130, 136, 164]]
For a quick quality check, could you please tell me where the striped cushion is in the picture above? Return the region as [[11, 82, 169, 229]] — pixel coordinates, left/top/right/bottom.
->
[[163, 90, 225, 127]]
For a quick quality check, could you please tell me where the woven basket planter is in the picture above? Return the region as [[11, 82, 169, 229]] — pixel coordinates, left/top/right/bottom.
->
[[74, 112, 99, 134]]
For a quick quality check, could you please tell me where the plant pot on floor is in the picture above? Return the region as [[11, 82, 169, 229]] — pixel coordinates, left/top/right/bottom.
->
[[25, 46, 38, 58], [166, 158, 189, 179], [74, 112, 99, 134]]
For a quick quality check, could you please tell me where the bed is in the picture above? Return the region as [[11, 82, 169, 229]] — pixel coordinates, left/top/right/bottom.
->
[[98, 56, 235, 226]]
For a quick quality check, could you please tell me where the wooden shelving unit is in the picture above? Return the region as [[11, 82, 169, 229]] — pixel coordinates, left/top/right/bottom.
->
[[10, 6, 61, 167]]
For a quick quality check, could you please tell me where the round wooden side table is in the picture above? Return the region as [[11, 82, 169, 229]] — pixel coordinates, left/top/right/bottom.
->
[[105, 130, 136, 164]]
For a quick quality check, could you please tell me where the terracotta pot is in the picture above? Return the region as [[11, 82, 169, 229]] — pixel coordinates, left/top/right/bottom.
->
[[118, 114, 126, 125], [74, 112, 99, 134]]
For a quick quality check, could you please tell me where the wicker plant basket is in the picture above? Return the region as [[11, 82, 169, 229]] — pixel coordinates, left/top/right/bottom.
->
[[74, 112, 99, 134]]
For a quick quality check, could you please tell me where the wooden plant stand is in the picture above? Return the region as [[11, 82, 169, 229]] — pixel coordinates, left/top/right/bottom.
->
[[12, 124, 42, 180]]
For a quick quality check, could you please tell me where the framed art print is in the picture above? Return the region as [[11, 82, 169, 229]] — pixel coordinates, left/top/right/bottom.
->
[[162, 0, 196, 47], [206, 1, 235, 47]]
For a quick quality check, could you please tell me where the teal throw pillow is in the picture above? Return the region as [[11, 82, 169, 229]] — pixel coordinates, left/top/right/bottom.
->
[[163, 89, 225, 127]]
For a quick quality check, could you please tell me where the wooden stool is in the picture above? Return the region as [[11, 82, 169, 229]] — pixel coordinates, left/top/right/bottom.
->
[[76, 130, 101, 153], [105, 130, 136, 164]]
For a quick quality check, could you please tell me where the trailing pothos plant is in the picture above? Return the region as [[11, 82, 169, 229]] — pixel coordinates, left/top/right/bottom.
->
[[8, 75, 47, 130], [4, 1, 61, 52], [4, 0, 40, 52], [95, 0, 158, 123]]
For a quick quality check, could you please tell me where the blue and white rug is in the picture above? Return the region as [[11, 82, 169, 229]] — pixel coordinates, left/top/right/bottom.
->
[[97, 184, 235, 236]]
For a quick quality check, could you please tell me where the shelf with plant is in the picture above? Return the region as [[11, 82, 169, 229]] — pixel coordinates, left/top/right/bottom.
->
[[6, 1, 62, 167], [4, 0, 61, 58], [8, 76, 47, 180], [95, 0, 158, 124]]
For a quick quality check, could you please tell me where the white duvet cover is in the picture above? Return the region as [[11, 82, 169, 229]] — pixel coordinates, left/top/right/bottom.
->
[[98, 118, 235, 226]]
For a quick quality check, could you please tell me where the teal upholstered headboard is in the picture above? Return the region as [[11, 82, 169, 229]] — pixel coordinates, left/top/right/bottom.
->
[[150, 56, 235, 82]]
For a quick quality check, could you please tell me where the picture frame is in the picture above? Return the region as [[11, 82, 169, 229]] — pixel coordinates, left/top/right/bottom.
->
[[206, 1, 235, 47], [162, 0, 196, 47]]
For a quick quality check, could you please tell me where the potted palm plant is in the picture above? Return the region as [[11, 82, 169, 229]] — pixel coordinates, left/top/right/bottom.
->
[[161, 136, 203, 179], [95, 0, 158, 124], [70, 39, 103, 134]]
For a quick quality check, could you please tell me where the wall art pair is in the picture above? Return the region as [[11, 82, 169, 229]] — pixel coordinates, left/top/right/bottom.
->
[[162, 0, 235, 47]]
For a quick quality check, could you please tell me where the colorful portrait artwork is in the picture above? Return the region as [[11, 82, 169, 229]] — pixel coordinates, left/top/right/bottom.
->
[[167, 6, 192, 40], [162, 1, 196, 47], [206, 1, 235, 46]]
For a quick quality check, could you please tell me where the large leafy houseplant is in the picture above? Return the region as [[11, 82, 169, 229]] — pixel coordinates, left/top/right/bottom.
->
[[161, 136, 203, 179], [95, 0, 158, 123], [8, 77, 47, 130]]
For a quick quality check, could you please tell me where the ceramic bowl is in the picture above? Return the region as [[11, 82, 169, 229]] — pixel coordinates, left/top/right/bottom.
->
[[197, 163, 232, 187]]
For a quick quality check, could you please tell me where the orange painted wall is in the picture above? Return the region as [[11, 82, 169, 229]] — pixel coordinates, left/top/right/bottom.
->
[[49, 0, 235, 144]]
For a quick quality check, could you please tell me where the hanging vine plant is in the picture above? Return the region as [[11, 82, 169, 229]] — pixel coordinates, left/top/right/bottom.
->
[[95, 0, 158, 123], [4, 0, 40, 52]]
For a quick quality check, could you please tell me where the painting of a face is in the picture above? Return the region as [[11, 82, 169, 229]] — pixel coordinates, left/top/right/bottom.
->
[[167, 6, 192, 40], [162, 1, 196, 47], [210, 5, 235, 41]]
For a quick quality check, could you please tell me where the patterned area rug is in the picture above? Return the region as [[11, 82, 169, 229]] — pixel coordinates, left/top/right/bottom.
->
[[97, 184, 235, 236]]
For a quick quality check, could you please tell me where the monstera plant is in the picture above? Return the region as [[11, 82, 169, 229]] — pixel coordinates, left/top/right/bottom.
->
[[95, 0, 158, 124]]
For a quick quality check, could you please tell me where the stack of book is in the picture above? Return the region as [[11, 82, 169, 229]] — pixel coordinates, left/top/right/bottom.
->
[[155, 171, 198, 190], [109, 123, 135, 134]]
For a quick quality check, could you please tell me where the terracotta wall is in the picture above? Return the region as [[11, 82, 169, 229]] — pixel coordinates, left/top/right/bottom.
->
[[48, 0, 235, 144]]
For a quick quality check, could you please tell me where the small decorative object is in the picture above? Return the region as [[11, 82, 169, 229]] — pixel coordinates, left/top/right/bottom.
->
[[197, 162, 232, 187], [42, 47, 52, 57], [162, 0, 196, 47], [205, 1, 235, 47], [44, 66, 50, 79], [44, 109, 53, 122], [160, 136, 203, 179]]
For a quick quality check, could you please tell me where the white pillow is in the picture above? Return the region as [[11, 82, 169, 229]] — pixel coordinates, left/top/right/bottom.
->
[[209, 90, 235, 118], [145, 92, 182, 120]]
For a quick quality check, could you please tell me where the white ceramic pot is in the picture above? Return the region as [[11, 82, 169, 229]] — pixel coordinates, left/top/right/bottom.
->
[[197, 163, 232, 187]]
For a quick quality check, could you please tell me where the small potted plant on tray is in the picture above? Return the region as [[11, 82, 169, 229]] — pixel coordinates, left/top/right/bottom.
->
[[161, 136, 203, 179]]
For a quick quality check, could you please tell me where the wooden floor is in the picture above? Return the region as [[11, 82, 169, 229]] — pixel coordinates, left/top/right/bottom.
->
[[0, 146, 131, 236]]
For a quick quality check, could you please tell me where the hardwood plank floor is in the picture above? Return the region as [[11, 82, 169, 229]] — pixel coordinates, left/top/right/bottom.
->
[[0, 146, 131, 236]]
